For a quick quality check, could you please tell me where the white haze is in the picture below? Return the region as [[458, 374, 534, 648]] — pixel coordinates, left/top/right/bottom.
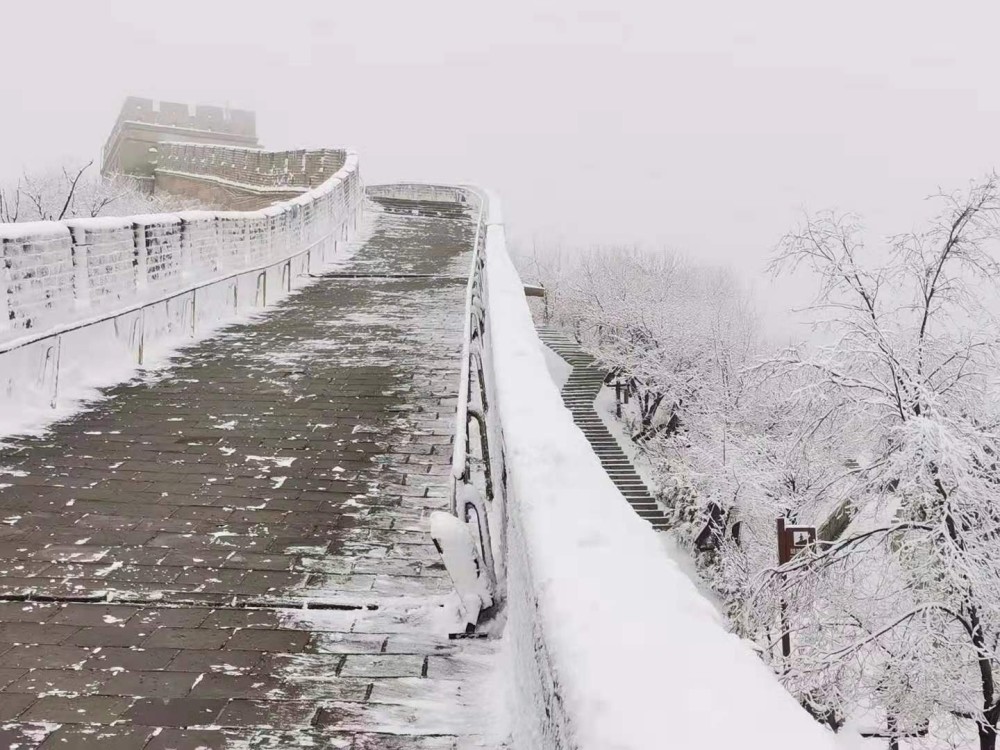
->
[[4, 0, 1000, 336]]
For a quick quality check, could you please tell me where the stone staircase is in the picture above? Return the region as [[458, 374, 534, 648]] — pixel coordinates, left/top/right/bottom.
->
[[537, 328, 670, 531]]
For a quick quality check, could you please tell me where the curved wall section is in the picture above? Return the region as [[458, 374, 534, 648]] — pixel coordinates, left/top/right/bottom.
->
[[0, 149, 364, 434], [153, 144, 350, 210]]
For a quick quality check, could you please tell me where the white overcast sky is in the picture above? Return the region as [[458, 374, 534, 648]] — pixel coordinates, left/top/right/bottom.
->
[[4, 0, 1000, 331]]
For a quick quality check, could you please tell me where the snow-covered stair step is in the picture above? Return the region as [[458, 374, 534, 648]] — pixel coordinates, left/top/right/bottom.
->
[[538, 326, 670, 532]]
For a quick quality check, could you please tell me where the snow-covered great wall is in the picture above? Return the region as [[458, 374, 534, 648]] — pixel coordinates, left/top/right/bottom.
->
[[0, 146, 364, 434], [0, 148, 838, 747]]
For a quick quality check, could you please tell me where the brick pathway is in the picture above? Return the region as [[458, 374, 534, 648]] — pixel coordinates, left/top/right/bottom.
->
[[0, 204, 497, 748]]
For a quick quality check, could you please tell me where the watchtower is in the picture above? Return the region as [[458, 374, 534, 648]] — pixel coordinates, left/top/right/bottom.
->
[[101, 97, 259, 188]]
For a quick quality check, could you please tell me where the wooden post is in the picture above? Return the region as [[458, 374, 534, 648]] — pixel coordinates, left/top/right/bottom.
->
[[776, 517, 792, 661], [776, 520, 817, 665]]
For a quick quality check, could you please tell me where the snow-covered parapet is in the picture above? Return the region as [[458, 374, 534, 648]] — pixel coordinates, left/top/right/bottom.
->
[[367, 183, 471, 205], [0, 222, 75, 338], [0, 152, 362, 344], [155, 143, 348, 191], [434, 183, 842, 748], [0, 151, 364, 435]]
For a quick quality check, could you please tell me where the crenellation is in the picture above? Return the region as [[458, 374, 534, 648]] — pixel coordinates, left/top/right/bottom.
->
[[157, 101, 191, 128], [102, 97, 260, 182], [151, 142, 348, 209]]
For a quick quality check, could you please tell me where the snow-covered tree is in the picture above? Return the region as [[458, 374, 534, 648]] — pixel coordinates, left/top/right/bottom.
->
[[528, 175, 1000, 748], [0, 160, 189, 222], [747, 174, 1000, 749]]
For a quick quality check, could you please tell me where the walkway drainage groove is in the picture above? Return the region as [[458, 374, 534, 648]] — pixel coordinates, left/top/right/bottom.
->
[[538, 328, 671, 531]]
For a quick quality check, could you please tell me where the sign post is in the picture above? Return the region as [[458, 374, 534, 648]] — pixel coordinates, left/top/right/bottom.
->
[[776, 518, 817, 661]]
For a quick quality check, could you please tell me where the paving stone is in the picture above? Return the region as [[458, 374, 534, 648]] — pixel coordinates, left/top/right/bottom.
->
[[0, 692, 37, 719], [199, 609, 282, 630], [100, 670, 200, 698], [0, 723, 56, 748], [0, 622, 79, 644], [48, 604, 140, 627], [143, 728, 247, 750], [123, 697, 226, 727], [0, 645, 92, 670], [85, 647, 180, 671], [226, 627, 311, 653], [187, 673, 284, 699], [65, 626, 152, 648], [131, 608, 215, 629], [21, 695, 132, 723], [215, 698, 318, 727], [308, 631, 386, 654], [0, 602, 57, 622], [316, 699, 471, 735], [37, 725, 156, 749], [340, 654, 426, 678], [166, 649, 264, 674], [6, 668, 109, 696], [142, 628, 233, 650]]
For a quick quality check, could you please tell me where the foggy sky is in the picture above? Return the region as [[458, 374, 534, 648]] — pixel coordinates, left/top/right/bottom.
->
[[5, 0, 1000, 334]]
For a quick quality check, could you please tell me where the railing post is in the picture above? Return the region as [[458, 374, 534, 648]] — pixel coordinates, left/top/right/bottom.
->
[[137, 308, 146, 365], [50, 336, 62, 409], [190, 288, 197, 338], [255, 271, 267, 307]]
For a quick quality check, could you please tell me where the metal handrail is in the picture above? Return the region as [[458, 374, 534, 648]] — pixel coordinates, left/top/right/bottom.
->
[[450, 188, 489, 494]]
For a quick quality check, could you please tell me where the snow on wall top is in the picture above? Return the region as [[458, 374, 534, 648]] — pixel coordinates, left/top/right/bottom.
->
[[477, 188, 840, 749], [155, 143, 347, 191], [0, 149, 360, 345], [0, 222, 72, 241]]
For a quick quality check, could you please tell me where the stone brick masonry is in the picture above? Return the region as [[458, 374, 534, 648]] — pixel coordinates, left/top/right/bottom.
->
[[0, 205, 496, 748]]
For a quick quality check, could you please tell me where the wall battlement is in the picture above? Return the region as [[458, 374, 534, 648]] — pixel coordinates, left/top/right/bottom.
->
[[117, 97, 256, 136], [99, 97, 346, 211], [101, 97, 260, 182], [153, 143, 349, 211]]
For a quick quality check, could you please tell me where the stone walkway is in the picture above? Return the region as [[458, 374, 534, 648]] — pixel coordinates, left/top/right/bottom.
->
[[0, 203, 497, 748], [537, 329, 669, 531]]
